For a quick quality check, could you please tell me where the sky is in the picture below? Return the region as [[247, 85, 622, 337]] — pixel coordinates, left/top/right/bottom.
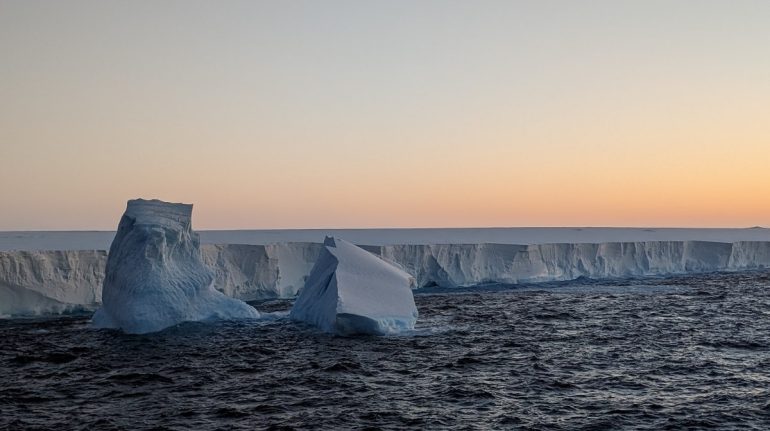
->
[[1, 0, 769, 230]]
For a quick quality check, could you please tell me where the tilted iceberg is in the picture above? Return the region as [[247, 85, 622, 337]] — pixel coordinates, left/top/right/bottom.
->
[[290, 237, 418, 335], [92, 199, 258, 334]]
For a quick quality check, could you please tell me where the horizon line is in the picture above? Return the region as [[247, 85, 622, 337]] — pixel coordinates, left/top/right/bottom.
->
[[0, 225, 766, 233]]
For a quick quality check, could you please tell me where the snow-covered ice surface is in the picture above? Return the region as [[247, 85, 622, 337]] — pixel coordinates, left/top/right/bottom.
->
[[2, 227, 770, 251], [91, 200, 258, 334], [291, 237, 418, 335]]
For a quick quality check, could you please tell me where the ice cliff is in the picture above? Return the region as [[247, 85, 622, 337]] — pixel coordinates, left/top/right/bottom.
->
[[290, 237, 418, 335], [0, 250, 105, 316], [201, 242, 322, 300], [91, 199, 259, 333], [3, 240, 770, 317]]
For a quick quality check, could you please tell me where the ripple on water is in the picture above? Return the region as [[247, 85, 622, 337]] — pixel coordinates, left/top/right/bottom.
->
[[2, 271, 770, 429]]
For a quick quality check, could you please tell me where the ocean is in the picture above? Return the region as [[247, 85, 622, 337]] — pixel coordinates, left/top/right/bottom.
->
[[3, 271, 770, 430]]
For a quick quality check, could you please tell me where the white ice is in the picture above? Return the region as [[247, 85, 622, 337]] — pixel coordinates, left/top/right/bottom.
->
[[0, 250, 104, 317], [91, 199, 258, 334], [290, 237, 418, 335], [4, 229, 770, 317]]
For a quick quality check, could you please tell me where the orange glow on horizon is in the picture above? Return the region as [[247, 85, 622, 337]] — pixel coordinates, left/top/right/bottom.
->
[[1, 2, 769, 230]]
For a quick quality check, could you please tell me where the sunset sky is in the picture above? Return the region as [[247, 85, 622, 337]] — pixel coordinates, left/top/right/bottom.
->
[[1, 0, 769, 230]]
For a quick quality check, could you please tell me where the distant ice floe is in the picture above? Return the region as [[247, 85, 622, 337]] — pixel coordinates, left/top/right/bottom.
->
[[91, 199, 258, 334], [290, 237, 418, 335]]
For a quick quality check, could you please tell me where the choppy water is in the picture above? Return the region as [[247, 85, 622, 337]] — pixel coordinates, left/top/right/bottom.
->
[[3, 272, 770, 430]]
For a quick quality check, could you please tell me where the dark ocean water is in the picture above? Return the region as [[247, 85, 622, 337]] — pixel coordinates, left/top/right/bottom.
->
[[3, 272, 770, 430]]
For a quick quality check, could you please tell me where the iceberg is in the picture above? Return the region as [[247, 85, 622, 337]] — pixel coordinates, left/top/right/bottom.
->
[[290, 237, 418, 335], [91, 199, 258, 334]]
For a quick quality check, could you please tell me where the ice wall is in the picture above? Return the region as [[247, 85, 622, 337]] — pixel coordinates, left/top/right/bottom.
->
[[0, 250, 105, 316], [3, 240, 770, 317], [200, 242, 322, 300], [375, 241, 742, 287]]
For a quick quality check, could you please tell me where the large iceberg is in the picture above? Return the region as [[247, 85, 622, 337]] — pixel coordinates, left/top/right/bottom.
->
[[290, 237, 418, 335], [92, 199, 258, 334]]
